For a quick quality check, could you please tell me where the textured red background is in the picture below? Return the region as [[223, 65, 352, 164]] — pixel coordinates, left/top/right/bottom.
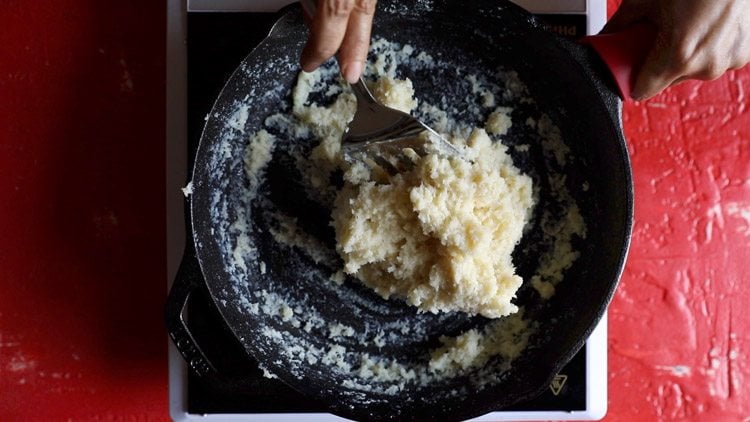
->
[[606, 0, 750, 420], [0, 1, 748, 420]]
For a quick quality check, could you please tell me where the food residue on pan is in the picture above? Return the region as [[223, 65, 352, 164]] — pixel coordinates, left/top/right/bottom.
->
[[207, 37, 586, 397]]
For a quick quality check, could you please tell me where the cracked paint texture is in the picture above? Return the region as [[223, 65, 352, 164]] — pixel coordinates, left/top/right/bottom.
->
[[607, 1, 750, 420]]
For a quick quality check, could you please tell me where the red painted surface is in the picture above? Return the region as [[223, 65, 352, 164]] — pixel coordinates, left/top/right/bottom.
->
[[606, 0, 750, 419], [0, 1, 168, 420], [0, 1, 748, 421]]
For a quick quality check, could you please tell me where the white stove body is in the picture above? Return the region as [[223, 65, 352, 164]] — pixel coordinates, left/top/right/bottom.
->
[[166, 1, 609, 420]]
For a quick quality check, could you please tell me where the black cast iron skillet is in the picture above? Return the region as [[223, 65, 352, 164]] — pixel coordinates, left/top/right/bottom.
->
[[166, 1, 635, 420]]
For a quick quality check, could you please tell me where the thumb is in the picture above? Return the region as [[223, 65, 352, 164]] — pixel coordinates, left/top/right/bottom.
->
[[631, 32, 677, 100], [601, 1, 647, 34]]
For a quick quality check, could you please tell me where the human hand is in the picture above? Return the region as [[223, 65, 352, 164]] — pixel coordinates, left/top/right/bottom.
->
[[602, 0, 750, 100], [300, 0, 377, 84]]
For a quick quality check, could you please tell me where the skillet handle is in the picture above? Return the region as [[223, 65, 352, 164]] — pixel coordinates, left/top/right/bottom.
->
[[165, 248, 217, 377], [580, 24, 657, 99]]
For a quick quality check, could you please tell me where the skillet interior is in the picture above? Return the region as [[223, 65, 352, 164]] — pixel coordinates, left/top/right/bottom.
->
[[188, 1, 632, 420]]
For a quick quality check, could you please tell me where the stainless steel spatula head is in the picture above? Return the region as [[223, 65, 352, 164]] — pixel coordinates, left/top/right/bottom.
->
[[342, 78, 461, 174]]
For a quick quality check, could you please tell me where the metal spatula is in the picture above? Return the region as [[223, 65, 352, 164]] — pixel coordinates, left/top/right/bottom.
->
[[299, 0, 460, 174], [341, 78, 460, 172]]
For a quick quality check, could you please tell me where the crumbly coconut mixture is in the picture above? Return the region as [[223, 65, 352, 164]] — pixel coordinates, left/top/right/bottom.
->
[[332, 124, 534, 319], [203, 36, 587, 398]]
